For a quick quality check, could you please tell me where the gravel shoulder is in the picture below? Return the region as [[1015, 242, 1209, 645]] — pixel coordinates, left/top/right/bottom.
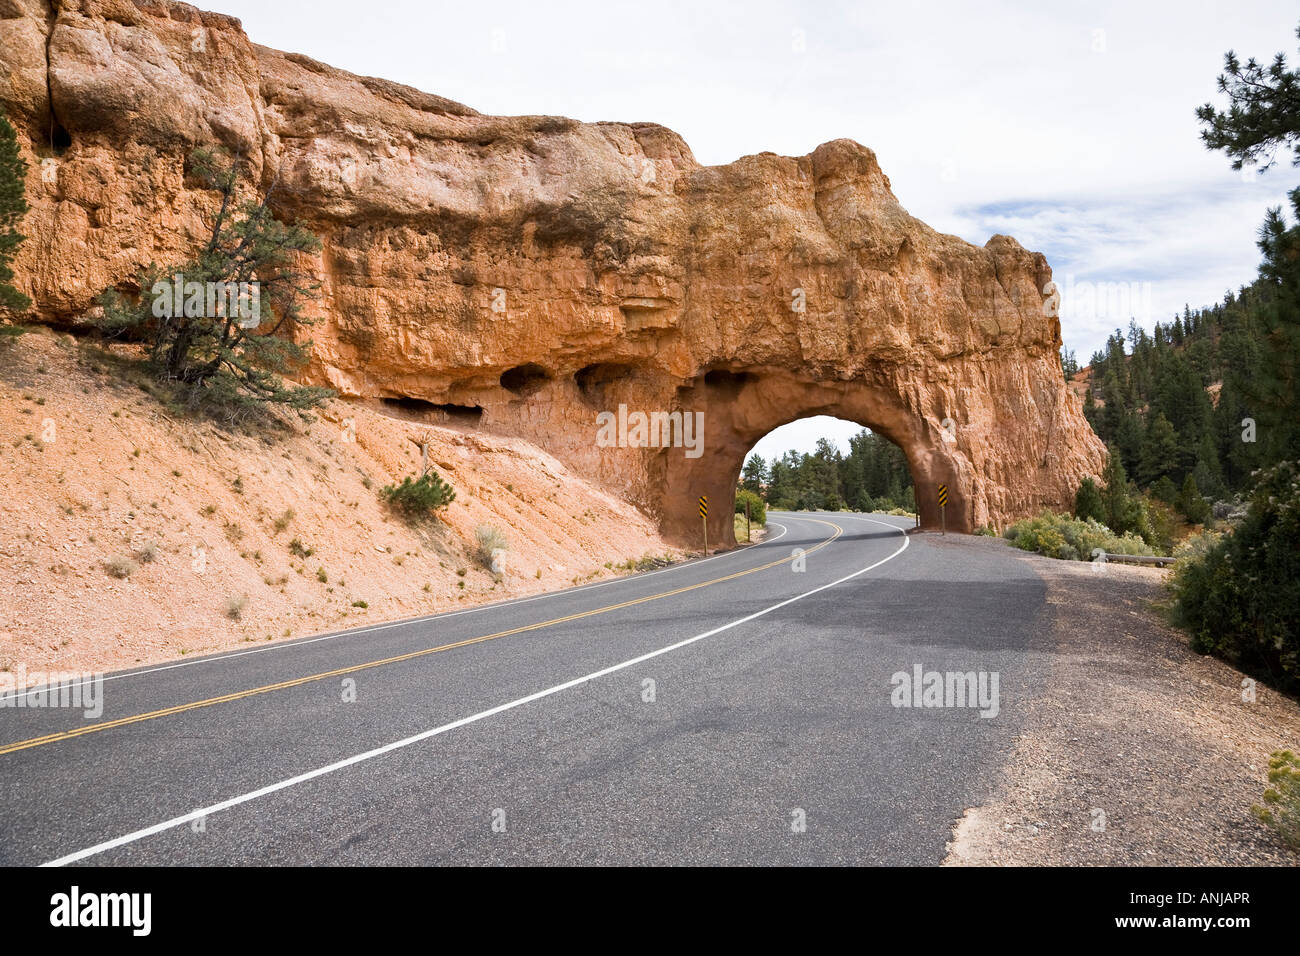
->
[[940, 534, 1299, 866]]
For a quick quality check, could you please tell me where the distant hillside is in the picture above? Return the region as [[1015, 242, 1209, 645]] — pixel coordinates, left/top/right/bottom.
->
[[1068, 283, 1277, 500]]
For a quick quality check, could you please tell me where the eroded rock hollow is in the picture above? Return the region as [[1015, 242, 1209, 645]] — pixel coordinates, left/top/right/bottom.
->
[[0, 0, 1106, 545]]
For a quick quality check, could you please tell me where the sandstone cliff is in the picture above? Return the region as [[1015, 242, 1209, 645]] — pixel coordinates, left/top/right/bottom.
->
[[0, 0, 1106, 542]]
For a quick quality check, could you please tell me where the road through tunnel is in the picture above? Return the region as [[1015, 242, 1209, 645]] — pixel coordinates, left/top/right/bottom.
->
[[650, 368, 971, 548]]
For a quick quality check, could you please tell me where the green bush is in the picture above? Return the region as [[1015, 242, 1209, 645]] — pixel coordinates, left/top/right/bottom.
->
[[1003, 511, 1158, 561], [1144, 496, 1178, 555], [734, 488, 767, 526], [381, 470, 456, 518], [1169, 461, 1300, 692], [1073, 476, 1105, 523], [1253, 750, 1300, 851]]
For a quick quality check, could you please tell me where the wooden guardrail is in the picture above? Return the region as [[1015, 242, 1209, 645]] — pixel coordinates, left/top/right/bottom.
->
[[1101, 553, 1175, 567]]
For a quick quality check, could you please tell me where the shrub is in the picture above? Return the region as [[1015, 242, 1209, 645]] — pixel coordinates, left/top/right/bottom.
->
[[1169, 460, 1300, 692], [1253, 750, 1300, 851], [1143, 496, 1178, 555], [135, 542, 160, 564], [475, 524, 507, 567], [1003, 511, 1158, 561], [734, 488, 767, 526], [1073, 476, 1105, 523], [0, 110, 31, 317], [381, 470, 456, 518], [105, 554, 138, 579], [225, 594, 247, 620], [288, 537, 314, 559]]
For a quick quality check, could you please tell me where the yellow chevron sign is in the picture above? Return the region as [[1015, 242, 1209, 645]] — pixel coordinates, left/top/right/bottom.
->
[[938, 484, 948, 507], [698, 495, 708, 518]]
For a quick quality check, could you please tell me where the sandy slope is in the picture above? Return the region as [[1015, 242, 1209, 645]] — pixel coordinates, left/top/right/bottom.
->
[[0, 329, 682, 683]]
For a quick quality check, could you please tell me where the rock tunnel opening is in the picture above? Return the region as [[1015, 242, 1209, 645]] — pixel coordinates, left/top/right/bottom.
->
[[649, 367, 970, 549], [738, 417, 917, 519]]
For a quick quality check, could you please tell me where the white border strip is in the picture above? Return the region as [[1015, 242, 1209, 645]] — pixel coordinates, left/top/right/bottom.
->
[[42, 516, 906, 866]]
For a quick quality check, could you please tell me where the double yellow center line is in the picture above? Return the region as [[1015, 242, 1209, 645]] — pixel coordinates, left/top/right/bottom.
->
[[0, 519, 843, 757]]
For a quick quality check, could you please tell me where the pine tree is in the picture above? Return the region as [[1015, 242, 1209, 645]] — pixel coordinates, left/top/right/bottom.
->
[[0, 110, 31, 316], [1198, 22, 1300, 461], [740, 454, 768, 495], [1100, 446, 1140, 535], [1074, 477, 1105, 523], [97, 148, 331, 415], [1138, 412, 1181, 485], [1240, 189, 1300, 461], [1176, 474, 1211, 524], [1150, 475, 1178, 506], [1196, 23, 1300, 172], [1060, 347, 1079, 380], [1193, 433, 1225, 499]]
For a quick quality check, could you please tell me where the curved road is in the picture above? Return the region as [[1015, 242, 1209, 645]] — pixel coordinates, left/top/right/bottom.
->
[[0, 511, 1053, 865]]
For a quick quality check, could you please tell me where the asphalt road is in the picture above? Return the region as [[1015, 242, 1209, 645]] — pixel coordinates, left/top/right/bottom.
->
[[0, 511, 1054, 865]]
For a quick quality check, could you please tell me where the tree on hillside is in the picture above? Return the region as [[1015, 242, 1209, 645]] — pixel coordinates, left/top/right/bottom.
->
[[1196, 23, 1300, 172], [1074, 476, 1105, 523], [1176, 473, 1211, 525], [766, 452, 799, 508], [1138, 412, 1181, 486], [1241, 189, 1300, 461], [1060, 347, 1079, 381], [740, 454, 768, 495], [97, 148, 332, 416], [1100, 445, 1141, 536], [1199, 23, 1300, 461], [0, 110, 31, 317]]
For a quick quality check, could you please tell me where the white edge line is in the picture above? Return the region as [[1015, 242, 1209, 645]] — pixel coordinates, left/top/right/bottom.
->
[[41, 516, 906, 867], [1, 521, 794, 701]]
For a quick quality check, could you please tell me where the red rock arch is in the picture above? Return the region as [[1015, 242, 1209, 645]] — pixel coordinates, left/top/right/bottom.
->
[[1, 5, 1106, 547]]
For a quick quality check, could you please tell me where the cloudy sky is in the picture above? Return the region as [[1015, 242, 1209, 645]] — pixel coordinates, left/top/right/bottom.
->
[[217, 0, 1297, 460]]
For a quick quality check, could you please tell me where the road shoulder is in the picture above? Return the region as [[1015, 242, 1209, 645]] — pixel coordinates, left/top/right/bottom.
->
[[940, 535, 1299, 865]]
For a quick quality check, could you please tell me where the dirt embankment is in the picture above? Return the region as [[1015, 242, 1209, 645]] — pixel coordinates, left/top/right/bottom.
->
[[0, 330, 683, 682], [943, 536, 1299, 865]]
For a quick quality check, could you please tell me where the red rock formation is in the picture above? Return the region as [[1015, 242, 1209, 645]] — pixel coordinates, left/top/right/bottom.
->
[[0, 0, 1106, 544]]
